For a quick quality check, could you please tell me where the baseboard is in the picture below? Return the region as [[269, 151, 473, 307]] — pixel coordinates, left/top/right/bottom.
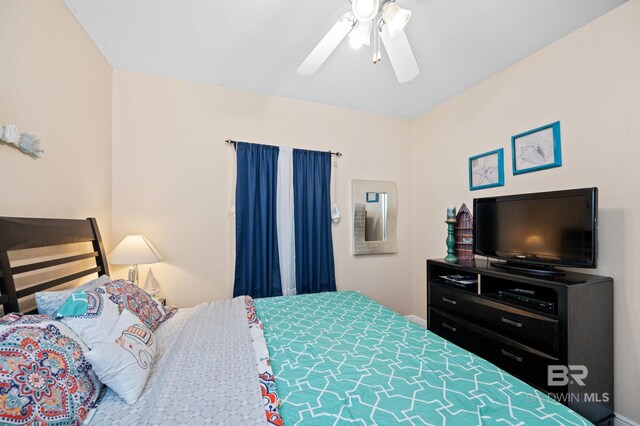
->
[[405, 315, 427, 328], [615, 414, 640, 426]]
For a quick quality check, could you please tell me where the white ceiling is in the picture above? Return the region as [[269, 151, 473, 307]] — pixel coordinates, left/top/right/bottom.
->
[[64, 0, 625, 119]]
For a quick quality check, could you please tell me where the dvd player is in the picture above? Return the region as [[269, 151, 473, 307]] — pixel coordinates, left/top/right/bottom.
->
[[439, 274, 477, 288], [498, 289, 555, 313]]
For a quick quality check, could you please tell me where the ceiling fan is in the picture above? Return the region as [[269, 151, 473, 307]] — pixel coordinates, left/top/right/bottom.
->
[[297, 0, 420, 83]]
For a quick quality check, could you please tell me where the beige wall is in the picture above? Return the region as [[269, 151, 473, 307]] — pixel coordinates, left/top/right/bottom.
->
[[111, 69, 414, 315], [0, 0, 113, 248], [411, 0, 640, 421]]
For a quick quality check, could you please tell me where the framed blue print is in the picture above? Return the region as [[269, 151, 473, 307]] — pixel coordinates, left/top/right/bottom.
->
[[511, 121, 562, 175], [469, 148, 505, 191]]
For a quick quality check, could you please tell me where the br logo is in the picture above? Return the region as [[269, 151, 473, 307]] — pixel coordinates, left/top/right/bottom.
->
[[548, 365, 588, 386]]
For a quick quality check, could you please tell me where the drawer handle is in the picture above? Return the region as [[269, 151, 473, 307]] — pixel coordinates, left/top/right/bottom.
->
[[442, 297, 457, 305], [501, 317, 523, 328], [442, 322, 457, 332], [501, 349, 523, 363]]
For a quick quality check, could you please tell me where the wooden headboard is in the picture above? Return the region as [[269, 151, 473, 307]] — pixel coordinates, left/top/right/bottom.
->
[[0, 217, 109, 314]]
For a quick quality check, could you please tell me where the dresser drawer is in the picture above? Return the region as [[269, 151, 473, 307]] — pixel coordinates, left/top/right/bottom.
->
[[429, 284, 560, 356], [428, 306, 489, 356], [428, 307, 560, 392]]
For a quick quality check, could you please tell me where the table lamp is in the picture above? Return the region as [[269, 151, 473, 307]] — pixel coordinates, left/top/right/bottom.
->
[[109, 235, 164, 286]]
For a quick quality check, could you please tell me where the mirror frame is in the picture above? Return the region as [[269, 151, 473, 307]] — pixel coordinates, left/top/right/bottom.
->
[[351, 179, 398, 255]]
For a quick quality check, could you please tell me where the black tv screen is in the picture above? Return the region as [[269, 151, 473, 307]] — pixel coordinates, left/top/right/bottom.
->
[[473, 188, 597, 268]]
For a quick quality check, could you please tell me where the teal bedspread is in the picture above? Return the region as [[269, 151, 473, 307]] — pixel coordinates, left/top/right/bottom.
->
[[254, 291, 590, 426]]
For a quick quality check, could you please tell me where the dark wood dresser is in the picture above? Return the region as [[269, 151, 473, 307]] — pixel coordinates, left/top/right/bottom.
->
[[427, 258, 614, 425]]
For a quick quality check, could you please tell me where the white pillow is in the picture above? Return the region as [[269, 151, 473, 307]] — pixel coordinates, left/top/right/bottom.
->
[[85, 309, 158, 404], [35, 274, 112, 316], [60, 286, 120, 348]]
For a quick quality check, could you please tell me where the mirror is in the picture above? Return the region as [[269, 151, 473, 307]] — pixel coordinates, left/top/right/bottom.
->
[[352, 180, 398, 255], [364, 192, 388, 241]]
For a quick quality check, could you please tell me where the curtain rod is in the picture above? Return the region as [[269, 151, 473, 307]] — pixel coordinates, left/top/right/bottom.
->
[[225, 139, 342, 157]]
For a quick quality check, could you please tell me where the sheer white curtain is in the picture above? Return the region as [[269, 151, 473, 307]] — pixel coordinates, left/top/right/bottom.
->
[[276, 147, 296, 296]]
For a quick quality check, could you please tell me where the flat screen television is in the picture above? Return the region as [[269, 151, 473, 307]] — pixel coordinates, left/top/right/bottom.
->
[[473, 188, 597, 275]]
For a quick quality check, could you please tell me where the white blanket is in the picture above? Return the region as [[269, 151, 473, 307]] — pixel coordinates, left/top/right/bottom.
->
[[89, 298, 265, 425]]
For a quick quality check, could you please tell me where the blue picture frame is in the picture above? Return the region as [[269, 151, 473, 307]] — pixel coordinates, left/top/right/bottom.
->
[[469, 148, 505, 191], [511, 121, 562, 175], [366, 192, 379, 203]]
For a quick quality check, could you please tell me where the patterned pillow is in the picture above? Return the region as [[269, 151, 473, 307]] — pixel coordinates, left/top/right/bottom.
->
[[85, 309, 158, 404], [59, 288, 121, 349], [35, 274, 112, 317], [102, 280, 176, 331], [0, 315, 102, 425]]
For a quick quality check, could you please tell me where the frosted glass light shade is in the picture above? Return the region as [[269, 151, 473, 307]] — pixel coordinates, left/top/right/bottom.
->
[[349, 20, 373, 48], [352, 0, 380, 22], [109, 235, 164, 265], [382, 2, 411, 38]]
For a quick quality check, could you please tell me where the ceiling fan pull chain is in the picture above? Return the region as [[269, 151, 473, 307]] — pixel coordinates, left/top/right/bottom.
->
[[372, 26, 378, 64], [375, 20, 383, 63], [372, 21, 378, 63]]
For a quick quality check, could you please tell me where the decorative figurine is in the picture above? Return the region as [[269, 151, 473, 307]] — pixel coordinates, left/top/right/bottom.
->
[[455, 203, 474, 260], [143, 268, 161, 296], [1, 123, 44, 158]]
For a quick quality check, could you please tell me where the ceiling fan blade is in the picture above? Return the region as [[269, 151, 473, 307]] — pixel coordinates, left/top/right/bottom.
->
[[297, 13, 355, 76], [380, 26, 420, 83]]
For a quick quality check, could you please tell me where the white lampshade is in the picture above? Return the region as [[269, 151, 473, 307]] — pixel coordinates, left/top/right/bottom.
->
[[382, 2, 411, 38], [109, 235, 164, 265]]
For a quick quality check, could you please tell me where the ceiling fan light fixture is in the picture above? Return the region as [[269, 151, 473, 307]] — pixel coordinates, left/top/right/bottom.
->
[[348, 20, 373, 49], [297, 1, 418, 83], [382, 2, 411, 38], [352, 0, 380, 22]]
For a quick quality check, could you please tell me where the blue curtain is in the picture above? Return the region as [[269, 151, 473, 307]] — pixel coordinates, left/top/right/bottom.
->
[[293, 149, 337, 294], [233, 142, 283, 298]]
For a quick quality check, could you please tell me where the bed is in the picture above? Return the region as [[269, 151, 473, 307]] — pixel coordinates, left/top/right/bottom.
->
[[0, 217, 591, 425]]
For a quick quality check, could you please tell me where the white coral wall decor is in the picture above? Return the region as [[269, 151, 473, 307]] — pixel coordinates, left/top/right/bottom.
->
[[0, 123, 44, 158]]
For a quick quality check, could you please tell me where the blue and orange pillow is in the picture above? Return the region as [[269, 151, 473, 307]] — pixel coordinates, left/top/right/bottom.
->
[[0, 315, 102, 425]]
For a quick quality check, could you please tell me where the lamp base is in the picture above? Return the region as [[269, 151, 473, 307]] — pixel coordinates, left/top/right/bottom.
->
[[128, 265, 139, 285]]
